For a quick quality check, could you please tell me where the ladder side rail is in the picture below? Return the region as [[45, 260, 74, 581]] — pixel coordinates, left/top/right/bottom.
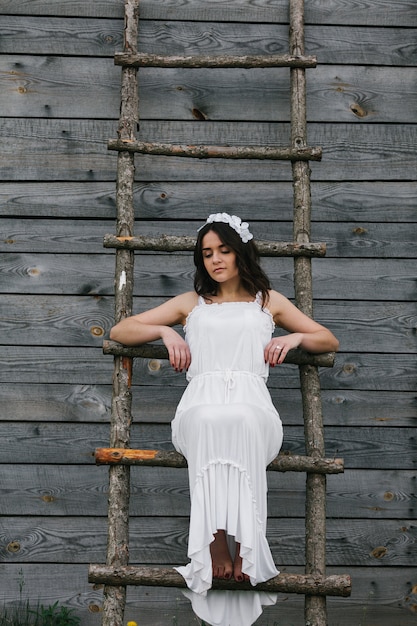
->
[[289, 1, 328, 625], [102, 2, 140, 626]]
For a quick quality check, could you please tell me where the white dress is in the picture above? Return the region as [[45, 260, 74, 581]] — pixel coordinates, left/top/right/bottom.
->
[[171, 293, 283, 595]]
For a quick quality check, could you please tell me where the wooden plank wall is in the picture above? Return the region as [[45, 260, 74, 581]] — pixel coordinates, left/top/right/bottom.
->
[[1, 1, 416, 624]]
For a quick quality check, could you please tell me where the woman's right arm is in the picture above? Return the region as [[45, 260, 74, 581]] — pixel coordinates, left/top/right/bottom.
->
[[109, 291, 197, 371]]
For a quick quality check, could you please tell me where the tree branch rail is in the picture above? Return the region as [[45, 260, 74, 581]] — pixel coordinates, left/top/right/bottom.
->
[[103, 234, 326, 257], [107, 140, 323, 161], [88, 565, 351, 597], [103, 340, 335, 368], [114, 52, 317, 69], [95, 448, 345, 474]]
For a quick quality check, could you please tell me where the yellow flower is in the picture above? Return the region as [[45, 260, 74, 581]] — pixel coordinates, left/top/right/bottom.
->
[[127, 622, 138, 626]]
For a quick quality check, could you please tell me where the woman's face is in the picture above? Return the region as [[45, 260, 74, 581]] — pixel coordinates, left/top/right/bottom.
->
[[201, 230, 239, 285]]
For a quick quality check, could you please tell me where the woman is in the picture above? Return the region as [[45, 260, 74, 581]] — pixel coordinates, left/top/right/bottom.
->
[[110, 213, 339, 596]]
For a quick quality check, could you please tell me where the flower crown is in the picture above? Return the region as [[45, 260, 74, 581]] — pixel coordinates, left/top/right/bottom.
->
[[197, 212, 253, 243]]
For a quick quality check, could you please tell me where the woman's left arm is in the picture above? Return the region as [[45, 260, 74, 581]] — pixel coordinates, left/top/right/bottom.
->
[[264, 290, 339, 366]]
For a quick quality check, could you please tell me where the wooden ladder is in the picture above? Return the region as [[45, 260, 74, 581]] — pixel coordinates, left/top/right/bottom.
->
[[88, 1, 351, 624]]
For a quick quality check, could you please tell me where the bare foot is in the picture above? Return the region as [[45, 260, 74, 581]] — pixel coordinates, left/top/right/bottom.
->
[[233, 542, 250, 583], [210, 530, 233, 579]]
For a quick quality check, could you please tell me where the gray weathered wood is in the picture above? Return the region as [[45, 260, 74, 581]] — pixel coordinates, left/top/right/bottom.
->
[[2, 18, 416, 67], [1, 563, 417, 626], [2, 254, 417, 302], [2, 119, 417, 181], [0, 16, 124, 57], [3, 466, 417, 519], [132, 65, 417, 124], [3, 217, 417, 259], [0, 468, 417, 516], [2, 346, 417, 392], [5, 218, 417, 257], [1, 564, 416, 626], [1, 181, 416, 222], [4, 58, 417, 125], [1, 382, 416, 427], [1, 0, 416, 623], [2, 512, 416, 566], [3, 423, 417, 470], [0, 0, 414, 26]]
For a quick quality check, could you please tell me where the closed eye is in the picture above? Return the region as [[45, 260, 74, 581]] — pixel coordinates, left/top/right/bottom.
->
[[202, 246, 231, 258]]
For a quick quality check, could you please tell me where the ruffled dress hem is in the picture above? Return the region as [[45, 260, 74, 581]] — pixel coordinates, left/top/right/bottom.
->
[[174, 459, 279, 596]]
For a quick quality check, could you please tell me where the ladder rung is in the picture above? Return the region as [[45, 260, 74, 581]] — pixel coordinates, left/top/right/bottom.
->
[[103, 234, 326, 258], [103, 340, 336, 368], [107, 140, 323, 162], [114, 52, 317, 69], [95, 448, 344, 474], [88, 564, 351, 597]]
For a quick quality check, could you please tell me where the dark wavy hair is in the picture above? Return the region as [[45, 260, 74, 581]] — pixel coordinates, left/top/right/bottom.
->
[[193, 221, 271, 306]]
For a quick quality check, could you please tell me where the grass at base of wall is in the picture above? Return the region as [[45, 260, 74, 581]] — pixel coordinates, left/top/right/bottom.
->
[[0, 600, 80, 626]]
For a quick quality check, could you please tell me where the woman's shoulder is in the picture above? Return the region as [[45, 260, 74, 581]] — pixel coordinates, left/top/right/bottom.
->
[[265, 289, 291, 316], [174, 291, 200, 314], [135, 291, 198, 327], [157, 291, 199, 327]]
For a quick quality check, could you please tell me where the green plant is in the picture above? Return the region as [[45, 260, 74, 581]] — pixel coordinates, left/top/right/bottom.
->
[[0, 601, 80, 626], [30, 602, 80, 626], [1, 566, 80, 626]]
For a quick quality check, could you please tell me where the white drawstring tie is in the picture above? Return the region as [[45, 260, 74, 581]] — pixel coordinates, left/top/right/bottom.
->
[[223, 369, 236, 403]]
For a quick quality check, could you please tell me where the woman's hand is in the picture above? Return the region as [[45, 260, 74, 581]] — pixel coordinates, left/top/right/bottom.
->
[[264, 333, 303, 367], [109, 292, 197, 373], [160, 327, 191, 372], [266, 290, 339, 357]]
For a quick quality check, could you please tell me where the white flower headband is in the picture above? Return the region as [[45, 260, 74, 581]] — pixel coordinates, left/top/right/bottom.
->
[[197, 212, 253, 243]]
